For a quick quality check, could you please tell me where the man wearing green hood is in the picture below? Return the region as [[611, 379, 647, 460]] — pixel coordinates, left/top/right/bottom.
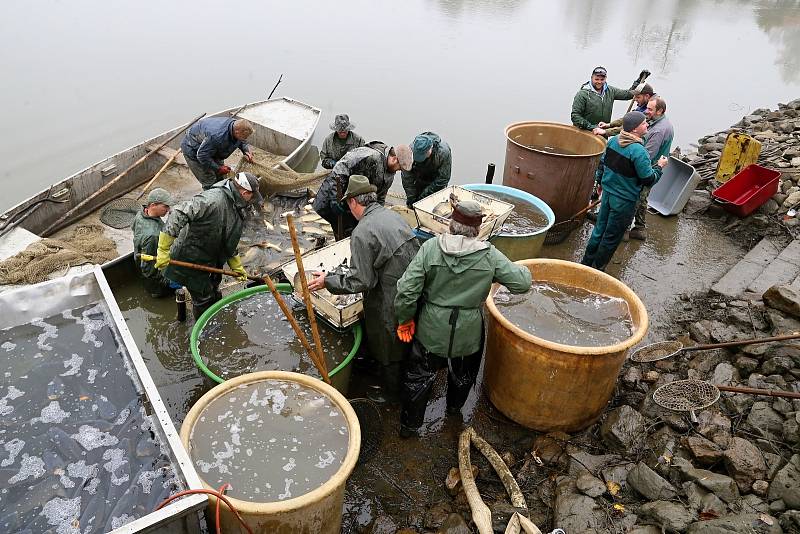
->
[[155, 172, 263, 319], [394, 200, 531, 437], [132, 188, 176, 298], [581, 112, 668, 271], [571, 66, 636, 137], [401, 132, 452, 206]]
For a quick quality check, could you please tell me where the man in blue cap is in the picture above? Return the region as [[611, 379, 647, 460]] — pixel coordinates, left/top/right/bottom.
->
[[581, 111, 667, 272], [401, 132, 452, 207]]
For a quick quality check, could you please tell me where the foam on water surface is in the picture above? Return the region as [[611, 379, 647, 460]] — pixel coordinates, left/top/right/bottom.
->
[[190, 379, 349, 501]]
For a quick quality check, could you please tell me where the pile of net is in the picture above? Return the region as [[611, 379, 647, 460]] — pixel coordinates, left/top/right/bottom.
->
[[0, 224, 118, 285], [235, 147, 330, 196]]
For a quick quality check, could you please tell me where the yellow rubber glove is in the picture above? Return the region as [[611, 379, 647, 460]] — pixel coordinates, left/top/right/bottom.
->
[[227, 255, 248, 282], [155, 232, 175, 270]]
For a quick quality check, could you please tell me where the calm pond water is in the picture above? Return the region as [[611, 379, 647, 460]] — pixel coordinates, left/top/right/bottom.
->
[[2, 0, 800, 211]]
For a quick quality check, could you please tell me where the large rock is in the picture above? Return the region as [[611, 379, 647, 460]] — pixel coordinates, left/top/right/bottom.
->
[[764, 285, 800, 319], [553, 476, 606, 532], [768, 454, 800, 509], [575, 473, 606, 498], [684, 191, 712, 216], [683, 435, 724, 465], [674, 457, 740, 503], [747, 401, 785, 438], [627, 462, 678, 500], [685, 513, 782, 533], [600, 405, 646, 453], [437, 513, 471, 534], [713, 362, 739, 386], [638, 501, 696, 532], [724, 437, 767, 493], [784, 412, 800, 445], [780, 510, 800, 532]]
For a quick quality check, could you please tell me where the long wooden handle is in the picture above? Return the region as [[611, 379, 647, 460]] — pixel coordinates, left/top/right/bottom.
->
[[717, 384, 800, 400], [137, 148, 182, 200], [141, 254, 324, 377], [43, 112, 206, 237], [287, 214, 331, 384], [687, 333, 800, 352], [551, 200, 601, 228]]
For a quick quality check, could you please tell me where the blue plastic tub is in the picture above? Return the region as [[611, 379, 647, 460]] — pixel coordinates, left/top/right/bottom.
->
[[463, 184, 555, 260]]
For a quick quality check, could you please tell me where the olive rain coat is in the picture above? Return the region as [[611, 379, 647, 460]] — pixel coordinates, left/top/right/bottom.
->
[[131, 209, 171, 296], [401, 132, 452, 205], [163, 180, 247, 295], [571, 82, 634, 131], [395, 234, 531, 357], [325, 203, 420, 365], [320, 131, 366, 169]]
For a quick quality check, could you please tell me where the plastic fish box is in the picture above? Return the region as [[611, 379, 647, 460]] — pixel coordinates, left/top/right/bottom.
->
[[711, 164, 781, 217], [412, 185, 514, 240], [281, 238, 363, 329], [0, 267, 206, 534], [647, 156, 702, 216]]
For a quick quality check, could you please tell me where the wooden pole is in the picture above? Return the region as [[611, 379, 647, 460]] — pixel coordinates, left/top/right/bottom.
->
[[716, 384, 800, 400], [43, 112, 205, 236], [137, 254, 330, 382], [136, 148, 182, 200], [286, 214, 329, 381]]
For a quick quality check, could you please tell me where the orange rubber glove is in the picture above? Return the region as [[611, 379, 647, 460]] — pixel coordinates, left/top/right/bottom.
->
[[396, 319, 415, 343]]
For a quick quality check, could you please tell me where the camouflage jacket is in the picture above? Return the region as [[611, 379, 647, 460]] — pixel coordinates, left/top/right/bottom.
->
[[320, 131, 365, 169]]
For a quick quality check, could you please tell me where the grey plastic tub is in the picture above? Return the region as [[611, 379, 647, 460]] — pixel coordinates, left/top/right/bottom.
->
[[647, 157, 701, 216]]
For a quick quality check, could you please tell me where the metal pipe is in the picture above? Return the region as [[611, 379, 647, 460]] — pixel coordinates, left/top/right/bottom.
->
[[175, 288, 187, 322], [485, 163, 495, 184]]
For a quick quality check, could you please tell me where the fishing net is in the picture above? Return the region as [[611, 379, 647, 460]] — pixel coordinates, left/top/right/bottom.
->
[[348, 397, 383, 463], [630, 340, 683, 362], [652, 379, 720, 412], [543, 218, 581, 245], [0, 224, 118, 285], [99, 197, 140, 229], [235, 147, 329, 196]]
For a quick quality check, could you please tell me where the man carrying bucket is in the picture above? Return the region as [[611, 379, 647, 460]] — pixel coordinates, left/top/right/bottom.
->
[[308, 175, 420, 392], [581, 112, 667, 272], [393, 200, 531, 438]]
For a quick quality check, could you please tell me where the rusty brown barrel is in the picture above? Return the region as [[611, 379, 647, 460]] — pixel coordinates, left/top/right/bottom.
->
[[503, 122, 606, 224], [484, 259, 648, 432]]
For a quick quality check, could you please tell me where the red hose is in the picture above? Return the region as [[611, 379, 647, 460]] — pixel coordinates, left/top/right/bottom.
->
[[155, 484, 254, 534]]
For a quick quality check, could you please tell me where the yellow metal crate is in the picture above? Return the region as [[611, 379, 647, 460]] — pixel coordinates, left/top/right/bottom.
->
[[715, 133, 762, 183]]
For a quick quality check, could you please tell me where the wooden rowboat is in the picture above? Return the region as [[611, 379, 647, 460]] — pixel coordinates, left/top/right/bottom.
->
[[0, 97, 321, 277]]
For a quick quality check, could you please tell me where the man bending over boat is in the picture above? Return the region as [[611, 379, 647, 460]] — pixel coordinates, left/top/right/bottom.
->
[[155, 172, 263, 319], [181, 117, 255, 189], [313, 141, 413, 237], [132, 188, 179, 298], [308, 175, 420, 393], [401, 132, 452, 207]]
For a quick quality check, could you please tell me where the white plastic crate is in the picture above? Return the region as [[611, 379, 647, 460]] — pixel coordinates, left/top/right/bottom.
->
[[647, 157, 701, 216], [281, 238, 363, 329], [412, 185, 514, 240]]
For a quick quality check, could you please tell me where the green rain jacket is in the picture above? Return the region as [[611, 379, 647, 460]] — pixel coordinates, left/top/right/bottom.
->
[[131, 209, 171, 295], [395, 234, 531, 357], [320, 131, 366, 169], [401, 132, 452, 205], [162, 180, 247, 294], [325, 203, 420, 364], [571, 82, 634, 131]]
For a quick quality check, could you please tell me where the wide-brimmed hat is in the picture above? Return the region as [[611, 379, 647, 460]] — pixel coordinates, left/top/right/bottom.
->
[[395, 145, 413, 172], [234, 172, 264, 205], [330, 114, 355, 132], [146, 188, 174, 206], [340, 174, 377, 201]]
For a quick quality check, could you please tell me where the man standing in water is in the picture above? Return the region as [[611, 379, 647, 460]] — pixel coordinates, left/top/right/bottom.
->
[[581, 112, 667, 271], [132, 188, 176, 298], [155, 172, 262, 319], [319, 114, 365, 169], [308, 175, 420, 392], [394, 200, 531, 438], [571, 66, 637, 137], [181, 117, 255, 189], [629, 96, 674, 241], [401, 132, 452, 207], [313, 142, 413, 237]]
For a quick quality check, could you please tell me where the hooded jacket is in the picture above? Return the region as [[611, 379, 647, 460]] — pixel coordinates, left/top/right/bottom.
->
[[571, 82, 634, 131], [598, 134, 663, 203], [131, 209, 171, 295], [401, 132, 452, 205], [162, 180, 248, 293], [395, 234, 531, 357]]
